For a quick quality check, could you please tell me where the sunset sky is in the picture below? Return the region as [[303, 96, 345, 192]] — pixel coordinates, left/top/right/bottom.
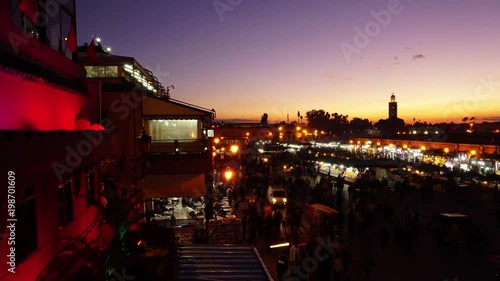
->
[[77, 0, 500, 124]]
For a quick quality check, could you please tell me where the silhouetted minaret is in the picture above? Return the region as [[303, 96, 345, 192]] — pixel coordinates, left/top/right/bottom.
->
[[389, 93, 397, 119]]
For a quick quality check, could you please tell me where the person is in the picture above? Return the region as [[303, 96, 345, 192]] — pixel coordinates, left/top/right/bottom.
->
[[342, 245, 351, 274], [496, 203, 500, 225], [242, 213, 247, 241], [448, 224, 460, 256], [332, 253, 343, 281], [289, 242, 298, 267], [346, 205, 356, 239], [276, 252, 288, 281], [380, 222, 390, 254], [273, 209, 283, 238], [363, 239, 374, 277]]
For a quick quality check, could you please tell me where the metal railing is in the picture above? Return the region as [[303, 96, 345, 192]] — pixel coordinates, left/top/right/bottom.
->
[[150, 139, 209, 154]]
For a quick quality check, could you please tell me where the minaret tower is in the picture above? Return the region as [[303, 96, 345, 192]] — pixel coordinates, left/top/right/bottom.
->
[[389, 93, 397, 119]]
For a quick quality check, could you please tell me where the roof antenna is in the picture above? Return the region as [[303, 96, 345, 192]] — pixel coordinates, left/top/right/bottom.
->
[[166, 85, 174, 97]]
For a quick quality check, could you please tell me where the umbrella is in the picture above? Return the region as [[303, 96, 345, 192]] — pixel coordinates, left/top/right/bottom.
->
[[416, 163, 443, 174], [479, 173, 500, 182], [390, 168, 412, 177]]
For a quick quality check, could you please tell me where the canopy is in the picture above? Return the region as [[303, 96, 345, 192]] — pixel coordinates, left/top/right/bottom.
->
[[310, 204, 339, 215]]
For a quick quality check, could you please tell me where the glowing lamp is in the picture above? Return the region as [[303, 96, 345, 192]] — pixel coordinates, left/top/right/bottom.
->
[[91, 124, 105, 130], [270, 242, 289, 249], [230, 145, 239, 154]]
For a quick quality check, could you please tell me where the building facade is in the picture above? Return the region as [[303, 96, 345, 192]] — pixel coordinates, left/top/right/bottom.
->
[[0, 1, 116, 280], [78, 50, 216, 225]]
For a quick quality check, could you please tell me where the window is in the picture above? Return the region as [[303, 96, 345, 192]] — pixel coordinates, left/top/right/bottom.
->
[[84, 66, 118, 78], [17, 188, 37, 262], [59, 181, 73, 226], [86, 170, 95, 207], [148, 119, 199, 142], [11, 0, 76, 59]]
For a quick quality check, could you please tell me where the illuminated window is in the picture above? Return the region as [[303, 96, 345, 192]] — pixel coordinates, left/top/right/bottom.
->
[[148, 119, 199, 141], [11, 0, 76, 59], [84, 66, 118, 77]]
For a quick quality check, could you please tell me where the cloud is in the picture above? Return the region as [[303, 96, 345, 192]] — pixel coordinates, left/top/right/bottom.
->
[[413, 53, 426, 60], [344, 77, 352, 80], [393, 56, 400, 65], [481, 116, 500, 122], [325, 72, 335, 80]]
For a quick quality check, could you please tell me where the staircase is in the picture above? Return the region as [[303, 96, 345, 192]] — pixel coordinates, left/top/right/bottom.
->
[[177, 244, 272, 280]]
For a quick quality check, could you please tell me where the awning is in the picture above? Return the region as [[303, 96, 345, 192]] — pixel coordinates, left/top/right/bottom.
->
[[310, 204, 339, 215], [143, 173, 206, 198]]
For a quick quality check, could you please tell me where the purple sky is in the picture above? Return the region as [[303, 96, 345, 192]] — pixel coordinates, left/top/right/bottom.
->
[[77, 0, 500, 123]]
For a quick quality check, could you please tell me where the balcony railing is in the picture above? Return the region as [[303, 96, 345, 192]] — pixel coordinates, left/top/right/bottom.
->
[[150, 139, 209, 154]]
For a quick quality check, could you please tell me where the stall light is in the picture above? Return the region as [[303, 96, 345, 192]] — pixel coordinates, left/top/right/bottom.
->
[[270, 242, 290, 249], [230, 145, 239, 154]]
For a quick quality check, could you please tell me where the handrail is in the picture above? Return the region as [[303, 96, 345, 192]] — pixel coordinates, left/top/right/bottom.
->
[[169, 98, 216, 116], [252, 247, 274, 281]]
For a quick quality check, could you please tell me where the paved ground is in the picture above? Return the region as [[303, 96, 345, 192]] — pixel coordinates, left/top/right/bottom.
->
[[249, 176, 500, 281]]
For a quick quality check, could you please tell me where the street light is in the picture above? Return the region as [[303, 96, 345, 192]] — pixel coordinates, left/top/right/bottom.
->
[[224, 170, 233, 181]]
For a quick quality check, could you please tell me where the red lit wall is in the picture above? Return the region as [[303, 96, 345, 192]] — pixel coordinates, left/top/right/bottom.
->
[[0, 71, 88, 130]]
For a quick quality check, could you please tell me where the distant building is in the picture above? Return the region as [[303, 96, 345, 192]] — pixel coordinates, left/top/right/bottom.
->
[[389, 93, 397, 119]]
